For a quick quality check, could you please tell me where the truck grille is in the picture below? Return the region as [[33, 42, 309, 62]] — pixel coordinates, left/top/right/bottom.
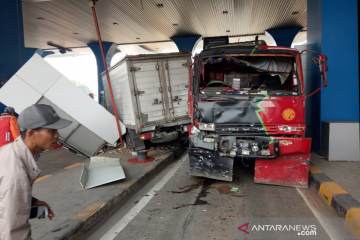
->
[[215, 124, 277, 135]]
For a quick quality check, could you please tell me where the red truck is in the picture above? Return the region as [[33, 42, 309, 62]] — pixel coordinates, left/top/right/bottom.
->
[[187, 37, 328, 188]]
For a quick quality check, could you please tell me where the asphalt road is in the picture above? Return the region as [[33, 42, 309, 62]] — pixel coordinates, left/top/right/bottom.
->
[[85, 154, 356, 240], [36, 148, 87, 177]]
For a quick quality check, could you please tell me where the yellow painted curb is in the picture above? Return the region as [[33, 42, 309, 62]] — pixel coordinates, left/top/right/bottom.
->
[[345, 208, 360, 239], [70, 201, 107, 221], [64, 163, 82, 169], [309, 166, 323, 177], [319, 182, 348, 205], [34, 175, 52, 183]]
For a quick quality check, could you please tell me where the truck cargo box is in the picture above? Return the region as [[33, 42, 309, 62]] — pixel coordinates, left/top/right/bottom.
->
[[101, 52, 191, 150]]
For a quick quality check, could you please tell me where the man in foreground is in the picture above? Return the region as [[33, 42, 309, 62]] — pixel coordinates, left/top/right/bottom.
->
[[0, 104, 72, 240], [0, 106, 21, 148]]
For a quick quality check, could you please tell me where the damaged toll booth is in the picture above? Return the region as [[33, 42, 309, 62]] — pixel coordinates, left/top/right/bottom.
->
[[0, 54, 126, 157]]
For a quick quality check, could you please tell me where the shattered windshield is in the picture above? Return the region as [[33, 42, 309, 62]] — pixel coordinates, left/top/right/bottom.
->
[[197, 56, 300, 97]]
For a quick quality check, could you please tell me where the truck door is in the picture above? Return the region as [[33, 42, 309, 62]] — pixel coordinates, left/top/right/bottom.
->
[[162, 56, 190, 122], [129, 59, 168, 125]]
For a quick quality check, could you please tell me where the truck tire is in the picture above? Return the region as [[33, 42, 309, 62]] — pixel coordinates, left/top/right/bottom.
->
[[150, 131, 179, 144]]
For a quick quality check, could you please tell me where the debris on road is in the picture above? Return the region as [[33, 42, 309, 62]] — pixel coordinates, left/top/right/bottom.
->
[[230, 187, 238, 192], [80, 156, 125, 189]]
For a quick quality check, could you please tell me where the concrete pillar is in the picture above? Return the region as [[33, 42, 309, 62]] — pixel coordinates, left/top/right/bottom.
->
[[265, 28, 302, 48], [307, 0, 359, 151], [0, 0, 25, 111], [171, 35, 202, 53], [25, 48, 55, 62], [88, 42, 119, 102]]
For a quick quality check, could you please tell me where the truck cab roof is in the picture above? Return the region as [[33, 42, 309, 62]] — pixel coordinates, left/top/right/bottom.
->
[[198, 45, 300, 58]]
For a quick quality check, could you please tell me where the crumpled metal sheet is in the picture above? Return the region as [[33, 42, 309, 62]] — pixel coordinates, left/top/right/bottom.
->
[[254, 153, 310, 188], [80, 156, 126, 189], [188, 149, 234, 182], [197, 101, 261, 124]]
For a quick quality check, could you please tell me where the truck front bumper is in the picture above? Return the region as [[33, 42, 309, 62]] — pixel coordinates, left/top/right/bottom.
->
[[188, 135, 311, 187]]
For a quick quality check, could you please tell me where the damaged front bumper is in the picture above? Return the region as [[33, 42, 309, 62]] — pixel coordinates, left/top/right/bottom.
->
[[189, 133, 279, 159], [188, 149, 234, 182], [188, 135, 279, 182], [188, 130, 311, 187]]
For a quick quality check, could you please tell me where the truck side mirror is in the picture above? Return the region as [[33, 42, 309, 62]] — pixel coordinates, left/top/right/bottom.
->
[[301, 50, 329, 98]]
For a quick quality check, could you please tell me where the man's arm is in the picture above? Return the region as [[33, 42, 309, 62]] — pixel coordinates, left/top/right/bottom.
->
[[0, 184, 32, 240], [10, 116, 20, 139], [32, 199, 55, 220]]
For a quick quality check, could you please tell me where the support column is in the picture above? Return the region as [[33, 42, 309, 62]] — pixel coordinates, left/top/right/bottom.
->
[[25, 48, 55, 62], [171, 35, 202, 53], [88, 42, 119, 101], [307, 0, 359, 152], [265, 28, 302, 47], [303, 0, 323, 152], [0, 0, 25, 111]]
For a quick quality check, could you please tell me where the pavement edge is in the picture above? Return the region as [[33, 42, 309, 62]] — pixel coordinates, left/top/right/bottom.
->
[[309, 164, 360, 239], [38, 149, 184, 240]]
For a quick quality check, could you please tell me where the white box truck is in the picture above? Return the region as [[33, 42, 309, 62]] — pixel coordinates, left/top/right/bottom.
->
[[102, 52, 192, 150]]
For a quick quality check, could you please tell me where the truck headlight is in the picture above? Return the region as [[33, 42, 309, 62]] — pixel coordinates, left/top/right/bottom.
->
[[199, 123, 215, 131], [278, 125, 306, 132], [242, 149, 250, 155], [261, 149, 270, 156], [252, 145, 259, 152], [191, 126, 201, 136], [230, 146, 238, 157]]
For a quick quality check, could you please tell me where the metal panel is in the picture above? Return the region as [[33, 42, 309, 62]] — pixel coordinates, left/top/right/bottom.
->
[[65, 125, 106, 157], [132, 60, 167, 124], [102, 60, 136, 126], [255, 153, 310, 188], [163, 57, 190, 120], [45, 75, 126, 144], [80, 156, 126, 189], [37, 97, 79, 139], [325, 122, 360, 161], [16, 54, 61, 94], [0, 75, 42, 114]]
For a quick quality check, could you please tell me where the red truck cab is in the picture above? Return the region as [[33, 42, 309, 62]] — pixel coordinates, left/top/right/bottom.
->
[[187, 38, 328, 188]]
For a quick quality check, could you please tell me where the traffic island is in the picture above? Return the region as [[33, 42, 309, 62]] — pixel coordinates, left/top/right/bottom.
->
[[32, 147, 185, 240], [309, 162, 360, 239]]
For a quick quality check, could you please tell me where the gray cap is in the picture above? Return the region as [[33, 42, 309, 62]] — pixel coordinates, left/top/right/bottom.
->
[[4, 106, 15, 114], [18, 104, 72, 131]]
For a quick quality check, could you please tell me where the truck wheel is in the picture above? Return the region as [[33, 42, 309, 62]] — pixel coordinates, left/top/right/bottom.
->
[[150, 131, 179, 144]]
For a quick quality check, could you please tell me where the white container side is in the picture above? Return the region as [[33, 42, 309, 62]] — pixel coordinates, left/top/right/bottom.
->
[[102, 60, 137, 126], [44, 75, 126, 144], [16, 54, 62, 95], [0, 75, 42, 114]]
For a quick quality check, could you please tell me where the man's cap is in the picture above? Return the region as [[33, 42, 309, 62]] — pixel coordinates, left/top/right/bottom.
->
[[4, 106, 15, 114], [18, 104, 72, 131]]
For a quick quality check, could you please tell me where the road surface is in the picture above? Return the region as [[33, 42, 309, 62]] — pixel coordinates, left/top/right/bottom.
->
[[85, 154, 356, 240]]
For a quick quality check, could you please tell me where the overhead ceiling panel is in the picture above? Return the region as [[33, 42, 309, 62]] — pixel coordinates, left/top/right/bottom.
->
[[22, 0, 307, 49]]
